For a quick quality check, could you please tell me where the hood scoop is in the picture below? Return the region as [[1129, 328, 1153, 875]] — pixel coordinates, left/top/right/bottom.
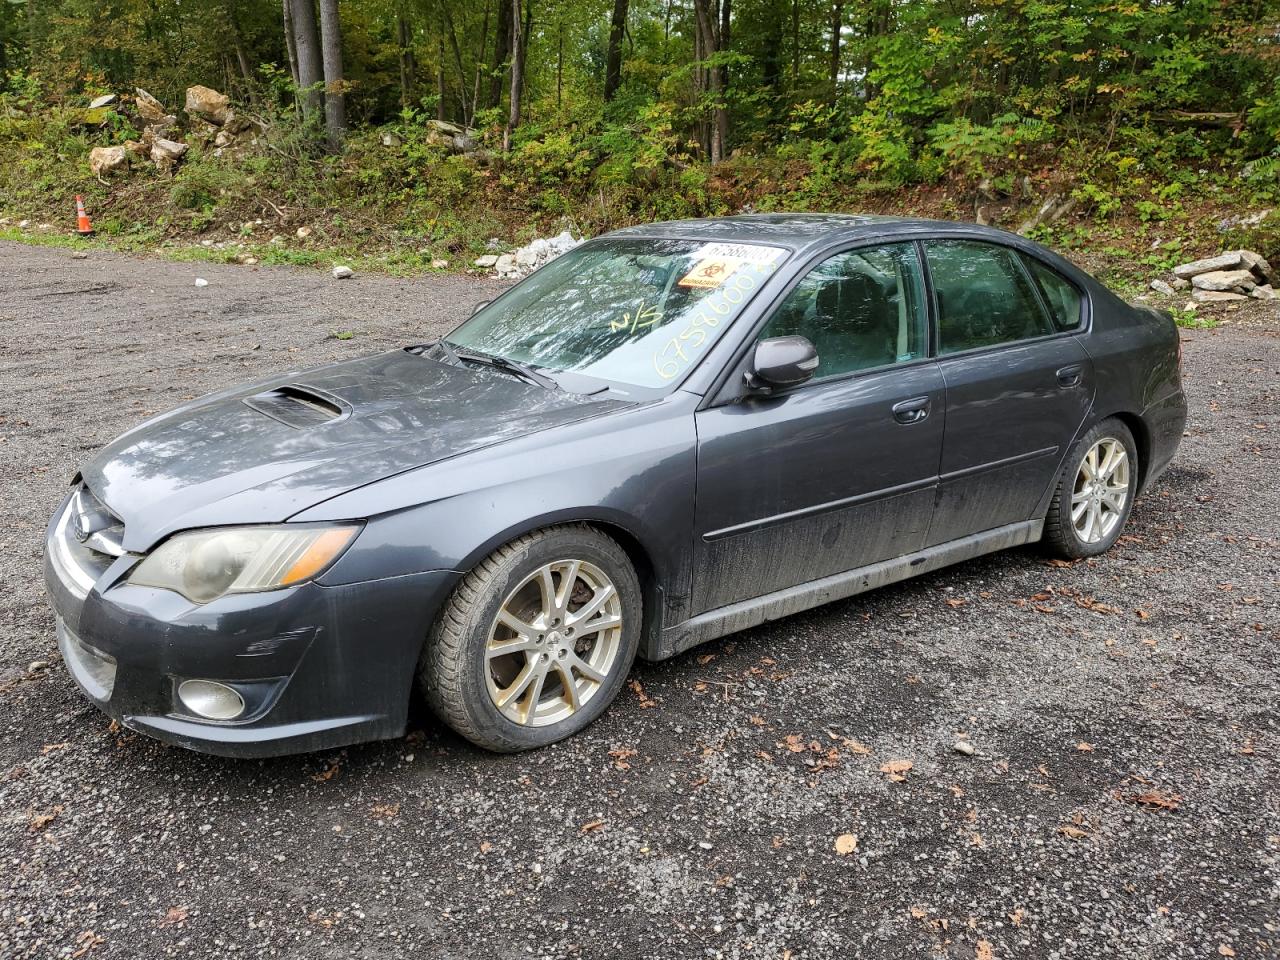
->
[[243, 384, 351, 428]]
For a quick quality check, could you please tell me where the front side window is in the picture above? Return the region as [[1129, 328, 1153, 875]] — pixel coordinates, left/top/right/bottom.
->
[[756, 242, 928, 380], [925, 240, 1054, 355], [447, 238, 787, 392], [1023, 255, 1084, 332]]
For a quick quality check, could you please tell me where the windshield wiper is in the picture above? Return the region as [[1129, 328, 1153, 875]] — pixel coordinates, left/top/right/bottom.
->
[[446, 344, 563, 392]]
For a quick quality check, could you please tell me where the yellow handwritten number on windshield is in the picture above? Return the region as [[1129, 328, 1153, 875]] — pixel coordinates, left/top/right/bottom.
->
[[653, 266, 768, 380]]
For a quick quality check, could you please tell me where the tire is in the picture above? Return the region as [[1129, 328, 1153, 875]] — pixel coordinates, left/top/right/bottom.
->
[[419, 524, 642, 752], [1042, 417, 1138, 559]]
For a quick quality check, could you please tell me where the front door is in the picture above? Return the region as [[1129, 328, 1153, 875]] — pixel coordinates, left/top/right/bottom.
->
[[921, 239, 1095, 545], [691, 241, 945, 615]]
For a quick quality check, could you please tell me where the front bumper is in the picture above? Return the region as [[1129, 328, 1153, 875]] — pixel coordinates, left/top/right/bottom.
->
[[44, 493, 458, 758]]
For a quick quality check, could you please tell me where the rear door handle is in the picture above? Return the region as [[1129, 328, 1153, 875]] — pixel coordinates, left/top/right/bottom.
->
[[1056, 364, 1083, 387], [892, 396, 931, 424]]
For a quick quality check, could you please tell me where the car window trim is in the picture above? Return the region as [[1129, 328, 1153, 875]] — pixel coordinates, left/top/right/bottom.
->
[[703, 237, 935, 407], [919, 237, 1082, 359]]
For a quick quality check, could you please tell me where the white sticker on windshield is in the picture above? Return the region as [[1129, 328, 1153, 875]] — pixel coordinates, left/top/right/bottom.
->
[[691, 242, 785, 264]]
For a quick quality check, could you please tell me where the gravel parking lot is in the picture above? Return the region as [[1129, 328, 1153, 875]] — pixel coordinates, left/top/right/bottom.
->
[[1, 241, 1277, 960]]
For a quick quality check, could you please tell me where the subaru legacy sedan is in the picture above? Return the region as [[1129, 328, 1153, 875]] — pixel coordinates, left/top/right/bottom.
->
[[44, 215, 1186, 755]]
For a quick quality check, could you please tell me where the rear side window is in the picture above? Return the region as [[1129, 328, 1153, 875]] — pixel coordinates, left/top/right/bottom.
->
[[1022, 255, 1084, 331], [925, 240, 1054, 355]]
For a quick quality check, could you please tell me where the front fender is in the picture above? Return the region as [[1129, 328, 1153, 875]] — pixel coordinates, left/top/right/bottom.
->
[[303, 396, 699, 631]]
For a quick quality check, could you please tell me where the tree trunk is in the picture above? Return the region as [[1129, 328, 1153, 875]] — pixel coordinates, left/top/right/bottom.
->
[[557, 20, 564, 108], [440, 0, 470, 121], [290, 0, 324, 119], [283, 0, 301, 91], [489, 0, 512, 109], [397, 7, 415, 109], [318, 0, 346, 148], [790, 0, 799, 88], [437, 30, 447, 120], [471, 0, 490, 123], [828, 0, 842, 94], [693, 0, 729, 163], [603, 0, 628, 102], [504, 0, 525, 150]]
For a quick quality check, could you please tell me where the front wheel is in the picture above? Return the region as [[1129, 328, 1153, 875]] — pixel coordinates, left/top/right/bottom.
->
[[419, 525, 642, 752], [1042, 418, 1138, 559]]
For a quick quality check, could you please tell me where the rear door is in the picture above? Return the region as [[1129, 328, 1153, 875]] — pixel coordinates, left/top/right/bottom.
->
[[922, 240, 1094, 545], [691, 241, 944, 614]]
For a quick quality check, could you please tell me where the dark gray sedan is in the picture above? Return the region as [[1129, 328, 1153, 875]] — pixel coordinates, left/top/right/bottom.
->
[[43, 215, 1186, 755]]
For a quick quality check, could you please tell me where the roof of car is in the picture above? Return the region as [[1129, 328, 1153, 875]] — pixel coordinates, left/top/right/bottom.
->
[[608, 213, 1018, 253]]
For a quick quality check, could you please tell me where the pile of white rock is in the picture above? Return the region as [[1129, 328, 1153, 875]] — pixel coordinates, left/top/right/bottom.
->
[[473, 230, 584, 279], [1151, 250, 1276, 303]]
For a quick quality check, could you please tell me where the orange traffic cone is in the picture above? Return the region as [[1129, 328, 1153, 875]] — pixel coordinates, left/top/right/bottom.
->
[[75, 195, 94, 236]]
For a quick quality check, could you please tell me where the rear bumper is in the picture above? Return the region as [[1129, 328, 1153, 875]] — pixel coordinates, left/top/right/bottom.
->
[[1140, 386, 1187, 492], [44, 497, 458, 758]]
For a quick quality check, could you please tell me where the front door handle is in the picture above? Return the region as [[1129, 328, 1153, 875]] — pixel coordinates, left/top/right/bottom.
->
[[1056, 364, 1083, 388], [892, 396, 931, 424]]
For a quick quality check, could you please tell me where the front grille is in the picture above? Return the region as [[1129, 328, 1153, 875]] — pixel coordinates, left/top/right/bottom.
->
[[48, 485, 126, 598], [69, 486, 126, 559]]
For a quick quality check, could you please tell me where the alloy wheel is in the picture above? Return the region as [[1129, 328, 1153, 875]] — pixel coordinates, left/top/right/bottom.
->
[[1071, 437, 1130, 544], [484, 559, 623, 726]]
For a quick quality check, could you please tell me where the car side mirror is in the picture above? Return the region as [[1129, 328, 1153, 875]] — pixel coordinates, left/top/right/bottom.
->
[[471, 300, 490, 316], [747, 336, 819, 392]]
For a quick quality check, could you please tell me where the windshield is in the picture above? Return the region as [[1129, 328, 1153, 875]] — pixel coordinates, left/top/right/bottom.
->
[[446, 238, 788, 392]]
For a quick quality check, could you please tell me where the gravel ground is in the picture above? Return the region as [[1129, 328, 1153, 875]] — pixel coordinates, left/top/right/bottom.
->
[[1, 241, 1278, 960]]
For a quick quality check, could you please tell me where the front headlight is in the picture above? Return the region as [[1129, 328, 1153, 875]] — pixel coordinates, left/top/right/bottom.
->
[[129, 525, 360, 603]]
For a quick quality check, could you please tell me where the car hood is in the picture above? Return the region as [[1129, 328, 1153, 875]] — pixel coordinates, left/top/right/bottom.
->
[[81, 349, 625, 552]]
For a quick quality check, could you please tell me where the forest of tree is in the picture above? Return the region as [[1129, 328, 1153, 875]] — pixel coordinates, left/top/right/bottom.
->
[[0, 0, 1277, 259]]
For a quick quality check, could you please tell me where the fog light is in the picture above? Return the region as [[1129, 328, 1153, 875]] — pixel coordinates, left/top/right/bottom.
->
[[177, 680, 245, 721]]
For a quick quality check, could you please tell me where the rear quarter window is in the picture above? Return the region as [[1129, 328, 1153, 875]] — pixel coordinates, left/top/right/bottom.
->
[[1022, 255, 1085, 332]]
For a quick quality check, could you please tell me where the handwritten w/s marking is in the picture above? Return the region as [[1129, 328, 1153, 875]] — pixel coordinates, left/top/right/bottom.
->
[[610, 301, 663, 334]]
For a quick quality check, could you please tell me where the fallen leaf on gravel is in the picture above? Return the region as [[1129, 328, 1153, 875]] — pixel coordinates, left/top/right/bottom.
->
[[834, 833, 858, 855], [1076, 742, 1095, 752], [950, 785, 965, 797], [580, 819, 605, 834], [1218, 946, 1236, 957], [945, 597, 967, 608], [369, 802, 400, 819], [608, 747, 637, 769], [41, 742, 70, 754], [756, 750, 774, 762], [1136, 608, 1151, 619], [479, 841, 493, 853], [772, 836, 785, 848], [158, 905, 189, 928], [696, 653, 715, 665], [969, 832, 985, 848], [629, 679, 657, 708], [1057, 825, 1089, 840], [749, 715, 765, 726], [312, 757, 342, 782], [779, 734, 806, 753], [976, 939, 995, 960], [1124, 790, 1181, 811], [28, 805, 62, 832], [909, 906, 928, 919], [1008, 909, 1023, 926], [70, 931, 104, 958], [879, 759, 913, 781], [1076, 595, 1123, 615]]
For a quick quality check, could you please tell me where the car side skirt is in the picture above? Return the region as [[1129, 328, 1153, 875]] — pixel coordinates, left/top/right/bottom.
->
[[651, 518, 1044, 660]]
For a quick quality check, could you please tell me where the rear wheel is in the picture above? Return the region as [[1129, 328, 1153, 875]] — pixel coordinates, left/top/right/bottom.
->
[[419, 525, 641, 752], [1042, 418, 1138, 559]]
